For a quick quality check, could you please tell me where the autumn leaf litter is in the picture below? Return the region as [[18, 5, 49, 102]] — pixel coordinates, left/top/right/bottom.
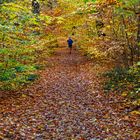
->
[[0, 48, 139, 140]]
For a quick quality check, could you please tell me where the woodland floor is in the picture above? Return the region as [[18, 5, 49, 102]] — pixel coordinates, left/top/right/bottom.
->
[[0, 48, 140, 140]]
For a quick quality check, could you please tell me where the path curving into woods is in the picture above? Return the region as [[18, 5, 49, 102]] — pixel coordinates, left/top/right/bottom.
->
[[0, 48, 139, 140]]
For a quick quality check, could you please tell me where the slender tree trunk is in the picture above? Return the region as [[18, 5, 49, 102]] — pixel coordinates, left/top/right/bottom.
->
[[2, 33, 5, 48], [121, 15, 134, 65], [136, 10, 140, 61], [111, 7, 118, 39]]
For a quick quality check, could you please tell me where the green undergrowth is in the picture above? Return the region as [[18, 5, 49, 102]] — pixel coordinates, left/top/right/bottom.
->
[[103, 62, 140, 113], [0, 47, 55, 90], [0, 1, 57, 90]]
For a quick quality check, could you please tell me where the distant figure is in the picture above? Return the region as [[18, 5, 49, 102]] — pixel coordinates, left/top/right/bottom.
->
[[67, 37, 73, 54], [32, 0, 40, 14]]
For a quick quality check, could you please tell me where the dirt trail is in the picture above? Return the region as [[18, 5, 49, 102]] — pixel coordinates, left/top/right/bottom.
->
[[0, 48, 139, 140]]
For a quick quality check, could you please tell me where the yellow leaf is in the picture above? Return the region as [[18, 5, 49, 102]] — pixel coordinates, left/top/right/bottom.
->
[[130, 111, 140, 115], [122, 92, 128, 97], [22, 94, 27, 98], [132, 99, 140, 106], [106, 25, 111, 29]]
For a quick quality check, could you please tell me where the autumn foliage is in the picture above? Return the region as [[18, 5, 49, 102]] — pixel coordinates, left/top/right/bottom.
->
[[0, 0, 140, 139]]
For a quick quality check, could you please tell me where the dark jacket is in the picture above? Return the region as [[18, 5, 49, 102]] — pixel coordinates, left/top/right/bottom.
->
[[67, 39, 73, 46]]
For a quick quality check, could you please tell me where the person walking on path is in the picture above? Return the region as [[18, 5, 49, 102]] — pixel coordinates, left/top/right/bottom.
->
[[67, 37, 73, 54], [32, 0, 40, 14]]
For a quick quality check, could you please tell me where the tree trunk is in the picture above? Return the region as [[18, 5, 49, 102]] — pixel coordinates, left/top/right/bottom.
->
[[121, 15, 134, 65], [136, 12, 140, 61]]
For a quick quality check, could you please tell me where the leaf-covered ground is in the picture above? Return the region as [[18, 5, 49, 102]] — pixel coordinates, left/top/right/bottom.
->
[[0, 48, 140, 140]]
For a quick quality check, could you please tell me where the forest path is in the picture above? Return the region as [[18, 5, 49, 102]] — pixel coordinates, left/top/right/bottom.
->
[[0, 48, 139, 140]]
